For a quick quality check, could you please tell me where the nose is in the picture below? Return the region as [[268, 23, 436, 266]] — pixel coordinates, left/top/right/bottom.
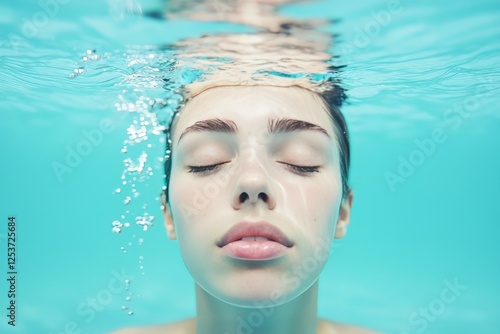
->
[[231, 163, 276, 210]]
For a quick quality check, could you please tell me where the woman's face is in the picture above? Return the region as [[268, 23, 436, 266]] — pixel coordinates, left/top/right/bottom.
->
[[164, 85, 351, 307]]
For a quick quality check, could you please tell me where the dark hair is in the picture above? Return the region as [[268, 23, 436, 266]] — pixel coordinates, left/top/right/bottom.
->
[[319, 83, 351, 198], [163, 84, 350, 203]]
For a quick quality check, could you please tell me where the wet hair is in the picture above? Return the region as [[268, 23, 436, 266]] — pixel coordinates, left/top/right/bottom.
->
[[163, 83, 350, 203], [318, 84, 351, 198]]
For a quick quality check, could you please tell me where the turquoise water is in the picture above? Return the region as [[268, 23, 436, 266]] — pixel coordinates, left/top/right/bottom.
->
[[1, 0, 499, 333]]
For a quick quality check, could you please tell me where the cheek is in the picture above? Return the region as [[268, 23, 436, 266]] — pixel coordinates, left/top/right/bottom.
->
[[168, 172, 199, 231], [289, 174, 342, 234], [168, 169, 227, 240], [167, 173, 211, 265], [296, 173, 341, 209]]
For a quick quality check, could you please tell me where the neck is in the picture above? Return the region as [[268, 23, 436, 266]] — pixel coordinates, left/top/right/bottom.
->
[[194, 281, 319, 334]]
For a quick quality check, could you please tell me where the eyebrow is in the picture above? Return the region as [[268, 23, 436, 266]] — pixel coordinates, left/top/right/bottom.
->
[[269, 118, 331, 139], [177, 117, 331, 143]]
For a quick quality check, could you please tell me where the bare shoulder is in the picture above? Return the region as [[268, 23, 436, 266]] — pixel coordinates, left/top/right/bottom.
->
[[111, 318, 195, 334], [111, 317, 379, 334], [319, 318, 381, 334]]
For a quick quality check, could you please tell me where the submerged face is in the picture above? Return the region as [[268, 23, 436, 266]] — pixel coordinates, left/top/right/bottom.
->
[[164, 85, 351, 307]]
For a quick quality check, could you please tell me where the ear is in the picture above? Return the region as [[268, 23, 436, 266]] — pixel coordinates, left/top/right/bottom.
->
[[161, 193, 177, 240], [334, 189, 353, 239]]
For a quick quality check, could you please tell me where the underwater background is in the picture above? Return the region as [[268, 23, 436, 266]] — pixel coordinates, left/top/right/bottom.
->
[[0, 0, 499, 333]]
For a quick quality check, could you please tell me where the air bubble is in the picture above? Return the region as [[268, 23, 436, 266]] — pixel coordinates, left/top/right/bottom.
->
[[125, 152, 147, 173], [112, 221, 123, 234], [136, 215, 154, 231], [124, 196, 132, 205]]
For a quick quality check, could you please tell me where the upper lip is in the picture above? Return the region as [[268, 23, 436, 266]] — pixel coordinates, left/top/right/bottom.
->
[[218, 221, 294, 248]]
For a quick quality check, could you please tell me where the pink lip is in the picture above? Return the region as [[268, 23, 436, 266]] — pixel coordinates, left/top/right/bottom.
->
[[218, 221, 293, 260]]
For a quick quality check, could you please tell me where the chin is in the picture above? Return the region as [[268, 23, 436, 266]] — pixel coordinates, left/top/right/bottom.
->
[[202, 270, 316, 308]]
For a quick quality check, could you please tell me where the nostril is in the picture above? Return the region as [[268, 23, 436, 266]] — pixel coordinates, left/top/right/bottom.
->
[[238, 192, 271, 206], [239, 193, 249, 202]]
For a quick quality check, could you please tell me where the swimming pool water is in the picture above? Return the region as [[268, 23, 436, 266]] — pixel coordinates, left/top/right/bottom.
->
[[0, 0, 499, 333]]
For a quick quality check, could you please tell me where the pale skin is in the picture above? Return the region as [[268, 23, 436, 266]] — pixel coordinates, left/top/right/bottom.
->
[[113, 85, 379, 334]]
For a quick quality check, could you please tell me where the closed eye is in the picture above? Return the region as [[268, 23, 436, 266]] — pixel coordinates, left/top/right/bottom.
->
[[279, 162, 320, 175], [187, 162, 229, 175]]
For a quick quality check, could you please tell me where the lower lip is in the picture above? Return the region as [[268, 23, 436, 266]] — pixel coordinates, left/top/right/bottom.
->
[[220, 240, 289, 260]]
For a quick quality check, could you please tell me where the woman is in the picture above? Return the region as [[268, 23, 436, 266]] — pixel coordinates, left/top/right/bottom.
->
[[113, 83, 378, 333], [113, 1, 379, 333]]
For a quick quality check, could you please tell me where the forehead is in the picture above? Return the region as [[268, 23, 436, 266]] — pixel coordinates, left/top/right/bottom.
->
[[170, 85, 334, 143]]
